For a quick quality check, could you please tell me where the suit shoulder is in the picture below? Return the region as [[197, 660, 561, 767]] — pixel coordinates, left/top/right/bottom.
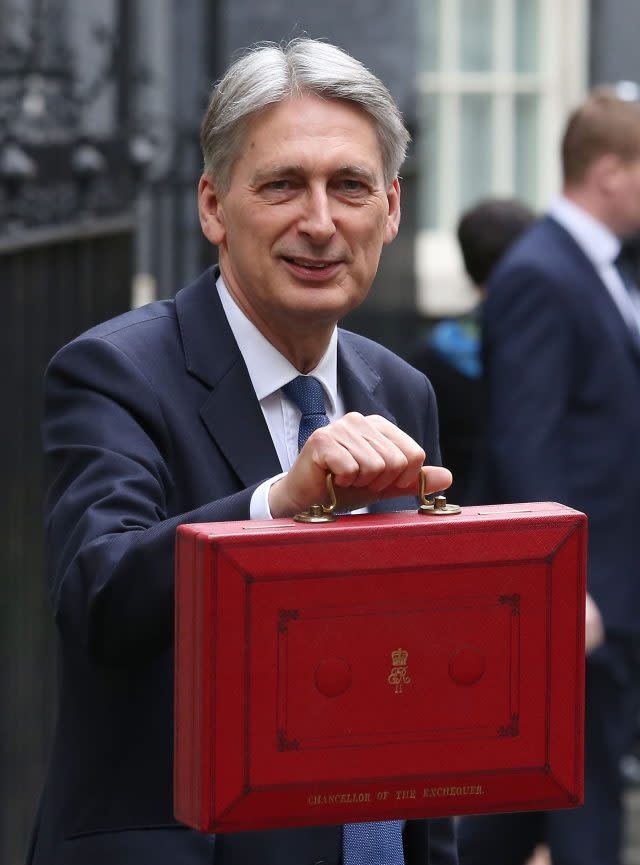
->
[[74, 298, 178, 345], [51, 300, 177, 352], [338, 328, 429, 384], [47, 298, 181, 382], [489, 216, 590, 290]]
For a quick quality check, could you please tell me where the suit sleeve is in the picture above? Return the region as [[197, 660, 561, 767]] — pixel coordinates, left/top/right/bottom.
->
[[43, 335, 257, 666], [482, 263, 574, 504], [428, 817, 459, 864], [417, 368, 444, 475]]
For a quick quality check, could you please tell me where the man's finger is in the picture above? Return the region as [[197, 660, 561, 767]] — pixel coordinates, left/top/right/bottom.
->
[[418, 465, 453, 496], [310, 413, 426, 491]]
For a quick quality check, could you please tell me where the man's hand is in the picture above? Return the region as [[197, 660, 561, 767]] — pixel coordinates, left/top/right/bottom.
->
[[268, 412, 452, 518], [585, 592, 605, 654]]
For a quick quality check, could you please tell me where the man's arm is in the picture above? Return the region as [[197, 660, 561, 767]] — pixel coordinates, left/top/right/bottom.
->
[[44, 336, 258, 665], [45, 336, 451, 668]]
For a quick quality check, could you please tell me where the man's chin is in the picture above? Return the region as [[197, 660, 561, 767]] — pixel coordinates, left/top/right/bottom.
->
[[283, 287, 366, 323]]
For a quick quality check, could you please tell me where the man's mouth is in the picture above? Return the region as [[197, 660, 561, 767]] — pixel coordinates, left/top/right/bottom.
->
[[283, 257, 339, 270]]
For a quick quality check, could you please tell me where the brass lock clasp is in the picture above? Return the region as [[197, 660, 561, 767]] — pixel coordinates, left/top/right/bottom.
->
[[293, 472, 338, 523], [417, 471, 461, 516]]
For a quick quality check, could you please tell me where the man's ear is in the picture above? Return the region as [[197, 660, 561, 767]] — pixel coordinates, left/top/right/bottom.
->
[[383, 177, 401, 245], [198, 174, 226, 245], [591, 153, 624, 196]]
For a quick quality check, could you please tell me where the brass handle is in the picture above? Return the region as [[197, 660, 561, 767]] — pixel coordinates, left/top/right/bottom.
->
[[293, 472, 338, 523], [418, 470, 461, 516], [293, 470, 460, 523]]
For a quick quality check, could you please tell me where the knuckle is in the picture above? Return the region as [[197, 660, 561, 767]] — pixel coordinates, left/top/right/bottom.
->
[[308, 425, 331, 445], [393, 451, 410, 471], [412, 445, 426, 464], [367, 414, 389, 430], [370, 453, 387, 473]]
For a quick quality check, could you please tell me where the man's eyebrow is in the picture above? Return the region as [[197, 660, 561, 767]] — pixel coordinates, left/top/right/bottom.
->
[[251, 165, 306, 184], [251, 164, 380, 185], [333, 165, 379, 184]]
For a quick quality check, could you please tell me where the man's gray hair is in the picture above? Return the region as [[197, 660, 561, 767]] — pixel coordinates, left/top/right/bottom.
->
[[200, 38, 410, 193]]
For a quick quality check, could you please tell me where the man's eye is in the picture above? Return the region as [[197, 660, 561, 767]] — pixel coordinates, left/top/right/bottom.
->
[[266, 180, 290, 191], [340, 179, 366, 193]]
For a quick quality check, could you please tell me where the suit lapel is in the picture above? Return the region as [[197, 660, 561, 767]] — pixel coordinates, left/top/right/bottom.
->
[[198, 367, 282, 488], [175, 268, 281, 488], [549, 217, 640, 364], [582, 262, 640, 362], [338, 333, 416, 514], [337, 331, 397, 423], [175, 282, 416, 501]]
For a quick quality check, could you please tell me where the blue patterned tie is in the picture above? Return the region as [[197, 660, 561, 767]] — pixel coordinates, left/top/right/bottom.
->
[[342, 820, 405, 865], [283, 374, 405, 864], [282, 375, 330, 450]]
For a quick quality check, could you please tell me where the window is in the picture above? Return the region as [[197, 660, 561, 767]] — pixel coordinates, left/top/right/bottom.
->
[[416, 0, 588, 315]]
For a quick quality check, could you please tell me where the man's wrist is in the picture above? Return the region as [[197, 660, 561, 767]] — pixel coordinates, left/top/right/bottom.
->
[[249, 472, 287, 520]]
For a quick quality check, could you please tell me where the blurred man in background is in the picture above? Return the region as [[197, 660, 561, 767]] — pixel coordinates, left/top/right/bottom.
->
[[459, 88, 640, 865]]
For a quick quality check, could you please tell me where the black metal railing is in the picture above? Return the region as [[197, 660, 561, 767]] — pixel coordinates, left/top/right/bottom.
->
[[1, 216, 135, 865]]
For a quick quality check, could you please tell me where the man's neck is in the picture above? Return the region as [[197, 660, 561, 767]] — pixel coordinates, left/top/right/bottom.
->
[[562, 186, 623, 237], [238, 306, 334, 373], [218, 271, 336, 373]]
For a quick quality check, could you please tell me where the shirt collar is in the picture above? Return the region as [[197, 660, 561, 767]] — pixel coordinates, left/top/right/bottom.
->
[[215, 273, 338, 413], [550, 195, 621, 267]]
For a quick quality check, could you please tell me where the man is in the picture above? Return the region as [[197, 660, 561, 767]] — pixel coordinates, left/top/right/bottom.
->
[[28, 39, 456, 865], [409, 198, 535, 504], [459, 89, 640, 865]]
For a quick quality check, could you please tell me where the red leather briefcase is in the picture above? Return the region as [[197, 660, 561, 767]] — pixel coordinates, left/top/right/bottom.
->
[[174, 500, 586, 833]]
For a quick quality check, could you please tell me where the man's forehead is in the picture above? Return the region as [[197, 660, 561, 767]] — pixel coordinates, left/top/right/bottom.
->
[[246, 95, 379, 145], [236, 95, 385, 178]]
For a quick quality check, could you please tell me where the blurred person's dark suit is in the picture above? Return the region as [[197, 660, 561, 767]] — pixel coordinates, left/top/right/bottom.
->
[[409, 199, 535, 504], [459, 90, 640, 865], [409, 328, 481, 504]]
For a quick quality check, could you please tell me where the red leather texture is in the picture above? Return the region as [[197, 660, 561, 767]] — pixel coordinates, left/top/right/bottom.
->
[[174, 502, 586, 832]]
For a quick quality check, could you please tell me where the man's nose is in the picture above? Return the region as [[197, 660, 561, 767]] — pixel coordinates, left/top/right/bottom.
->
[[298, 188, 337, 241]]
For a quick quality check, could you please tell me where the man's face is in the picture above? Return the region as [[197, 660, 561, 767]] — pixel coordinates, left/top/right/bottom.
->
[[198, 93, 400, 367]]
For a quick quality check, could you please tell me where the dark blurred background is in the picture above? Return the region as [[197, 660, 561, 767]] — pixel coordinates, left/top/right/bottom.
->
[[3, 1, 640, 863]]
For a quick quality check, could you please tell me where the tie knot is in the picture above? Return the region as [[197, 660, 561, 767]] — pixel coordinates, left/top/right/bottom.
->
[[282, 375, 327, 417], [282, 375, 330, 451]]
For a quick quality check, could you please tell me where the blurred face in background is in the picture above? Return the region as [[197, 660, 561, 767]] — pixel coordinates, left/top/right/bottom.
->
[[612, 153, 640, 236]]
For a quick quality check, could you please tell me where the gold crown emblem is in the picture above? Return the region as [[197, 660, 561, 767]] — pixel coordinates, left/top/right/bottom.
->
[[391, 647, 408, 667]]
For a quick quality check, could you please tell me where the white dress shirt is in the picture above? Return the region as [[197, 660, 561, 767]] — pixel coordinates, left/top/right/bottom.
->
[[216, 274, 346, 519], [550, 196, 640, 333]]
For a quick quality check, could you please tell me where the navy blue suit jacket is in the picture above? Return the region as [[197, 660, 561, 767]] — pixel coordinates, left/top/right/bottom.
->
[[479, 215, 640, 637], [29, 268, 457, 865]]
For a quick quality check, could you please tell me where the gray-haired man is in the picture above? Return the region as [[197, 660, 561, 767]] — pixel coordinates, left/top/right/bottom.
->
[[29, 39, 456, 865]]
